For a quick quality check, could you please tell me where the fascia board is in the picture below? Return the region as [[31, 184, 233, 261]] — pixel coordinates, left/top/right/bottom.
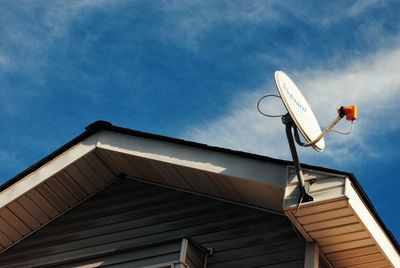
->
[[0, 133, 100, 208], [96, 130, 287, 188], [347, 183, 400, 267]]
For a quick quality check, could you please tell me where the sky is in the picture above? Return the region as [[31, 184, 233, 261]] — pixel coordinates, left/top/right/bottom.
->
[[1, 1, 399, 242]]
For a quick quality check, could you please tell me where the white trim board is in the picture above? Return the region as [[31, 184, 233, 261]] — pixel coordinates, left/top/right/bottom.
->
[[0, 133, 100, 208], [96, 130, 288, 188], [347, 183, 400, 267]]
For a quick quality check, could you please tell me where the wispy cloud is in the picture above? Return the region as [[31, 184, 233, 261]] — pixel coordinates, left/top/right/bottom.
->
[[1, 0, 398, 169], [156, 0, 394, 49], [0, 1, 118, 70], [154, 1, 282, 51], [348, 0, 381, 16], [0, 1, 115, 115], [183, 46, 400, 166]]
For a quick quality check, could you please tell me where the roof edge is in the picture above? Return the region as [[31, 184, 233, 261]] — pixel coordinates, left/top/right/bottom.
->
[[1, 120, 398, 253]]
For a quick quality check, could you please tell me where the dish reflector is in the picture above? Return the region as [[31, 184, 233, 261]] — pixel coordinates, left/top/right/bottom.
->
[[275, 71, 325, 152]]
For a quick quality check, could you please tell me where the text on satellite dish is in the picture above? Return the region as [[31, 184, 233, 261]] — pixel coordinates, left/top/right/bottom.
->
[[282, 80, 307, 113]]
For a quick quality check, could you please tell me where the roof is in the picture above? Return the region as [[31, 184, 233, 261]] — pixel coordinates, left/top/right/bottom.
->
[[0, 120, 368, 191], [0, 120, 399, 267]]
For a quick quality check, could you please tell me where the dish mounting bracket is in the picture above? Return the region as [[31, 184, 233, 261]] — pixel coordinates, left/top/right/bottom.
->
[[282, 113, 314, 203]]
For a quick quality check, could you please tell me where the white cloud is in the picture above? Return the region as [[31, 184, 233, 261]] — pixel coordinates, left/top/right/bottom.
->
[[42, 0, 116, 38], [0, 1, 117, 115], [0, 1, 115, 69], [183, 46, 400, 165], [156, 0, 282, 50], [348, 0, 381, 16]]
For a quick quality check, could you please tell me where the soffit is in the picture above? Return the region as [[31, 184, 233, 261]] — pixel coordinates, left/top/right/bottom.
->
[[284, 168, 399, 268], [0, 150, 117, 252], [0, 131, 286, 253]]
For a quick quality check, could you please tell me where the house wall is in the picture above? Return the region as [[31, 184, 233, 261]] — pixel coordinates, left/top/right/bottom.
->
[[0, 178, 305, 267]]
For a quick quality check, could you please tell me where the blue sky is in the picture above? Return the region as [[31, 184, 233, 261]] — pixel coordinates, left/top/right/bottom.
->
[[1, 1, 399, 241]]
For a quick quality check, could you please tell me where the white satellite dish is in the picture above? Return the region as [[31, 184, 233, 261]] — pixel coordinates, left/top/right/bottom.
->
[[257, 70, 358, 203], [275, 70, 325, 152]]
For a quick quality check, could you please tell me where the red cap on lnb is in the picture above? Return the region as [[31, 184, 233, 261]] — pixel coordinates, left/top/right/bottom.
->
[[338, 105, 358, 121]]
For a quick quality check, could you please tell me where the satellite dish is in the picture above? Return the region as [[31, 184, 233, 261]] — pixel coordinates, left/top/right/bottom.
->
[[275, 70, 325, 152], [257, 70, 358, 203], [257, 70, 357, 202]]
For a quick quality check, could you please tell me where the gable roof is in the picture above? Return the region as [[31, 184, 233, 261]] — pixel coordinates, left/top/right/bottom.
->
[[0, 120, 350, 192], [0, 120, 399, 267]]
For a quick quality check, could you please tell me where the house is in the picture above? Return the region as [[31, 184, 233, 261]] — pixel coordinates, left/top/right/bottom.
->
[[0, 121, 398, 267]]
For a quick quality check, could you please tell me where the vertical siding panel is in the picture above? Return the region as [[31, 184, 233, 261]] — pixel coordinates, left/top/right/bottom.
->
[[0, 231, 13, 248], [64, 165, 98, 193], [46, 177, 78, 207], [7, 202, 40, 230], [0, 217, 21, 242], [36, 183, 69, 212], [56, 172, 87, 201], [106, 152, 141, 178], [83, 153, 116, 182], [119, 154, 161, 183], [17, 196, 50, 224], [0, 208, 31, 235], [95, 149, 126, 175], [26, 189, 59, 217], [75, 158, 108, 185], [151, 161, 192, 190]]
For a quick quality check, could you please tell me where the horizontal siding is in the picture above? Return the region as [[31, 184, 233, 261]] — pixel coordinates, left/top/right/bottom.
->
[[59, 241, 183, 268], [0, 178, 304, 268]]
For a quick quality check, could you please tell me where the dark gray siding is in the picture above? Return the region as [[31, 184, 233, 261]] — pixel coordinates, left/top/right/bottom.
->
[[0, 178, 304, 267]]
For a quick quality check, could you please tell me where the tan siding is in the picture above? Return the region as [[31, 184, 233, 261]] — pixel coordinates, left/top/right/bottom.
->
[[321, 238, 375, 253], [16, 195, 50, 224], [326, 245, 379, 261], [6, 202, 40, 230], [303, 215, 358, 232], [292, 199, 349, 217], [0, 231, 12, 248], [296, 207, 354, 225], [64, 165, 98, 193], [55, 172, 87, 200], [0, 208, 30, 236], [36, 183, 69, 212], [332, 252, 386, 267], [318, 231, 369, 246], [308, 223, 364, 239], [0, 215, 23, 241], [45, 177, 78, 206], [26, 189, 59, 216]]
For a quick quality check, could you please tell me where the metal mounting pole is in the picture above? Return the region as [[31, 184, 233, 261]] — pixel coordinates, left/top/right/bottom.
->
[[282, 113, 313, 203]]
